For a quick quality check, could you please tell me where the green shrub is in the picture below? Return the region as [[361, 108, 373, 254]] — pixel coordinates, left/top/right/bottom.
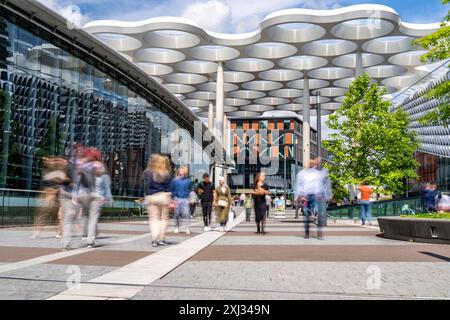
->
[[400, 213, 450, 219]]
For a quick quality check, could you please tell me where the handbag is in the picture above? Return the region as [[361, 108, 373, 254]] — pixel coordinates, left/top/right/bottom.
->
[[217, 199, 228, 207]]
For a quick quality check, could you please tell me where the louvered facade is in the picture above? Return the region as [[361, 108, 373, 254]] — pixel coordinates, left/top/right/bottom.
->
[[0, 5, 211, 195], [395, 73, 450, 192]]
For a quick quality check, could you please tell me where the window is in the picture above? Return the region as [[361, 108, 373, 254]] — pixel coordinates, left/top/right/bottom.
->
[[259, 120, 268, 130], [283, 119, 290, 130], [0, 15, 212, 195]]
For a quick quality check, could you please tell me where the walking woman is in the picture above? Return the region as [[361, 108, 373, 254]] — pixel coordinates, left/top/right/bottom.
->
[[252, 171, 270, 234], [214, 176, 232, 232], [33, 157, 69, 239], [143, 154, 173, 247]]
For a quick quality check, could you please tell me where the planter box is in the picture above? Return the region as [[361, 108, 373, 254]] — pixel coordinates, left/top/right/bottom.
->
[[378, 216, 450, 244]]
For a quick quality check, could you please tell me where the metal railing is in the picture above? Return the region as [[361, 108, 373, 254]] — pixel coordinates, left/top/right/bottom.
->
[[0, 188, 146, 226], [326, 196, 424, 220]]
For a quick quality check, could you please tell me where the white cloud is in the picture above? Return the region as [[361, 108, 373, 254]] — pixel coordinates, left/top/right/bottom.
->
[[226, 0, 341, 25], [233, 14, 262, 33], [37, 0, 90, 28], [178, 0, 344, 33], [182, 0, 232, 32], [225, 0, 343, 32]]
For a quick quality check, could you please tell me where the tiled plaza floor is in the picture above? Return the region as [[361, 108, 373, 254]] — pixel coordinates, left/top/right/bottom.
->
[[0, 209, 449, 300]]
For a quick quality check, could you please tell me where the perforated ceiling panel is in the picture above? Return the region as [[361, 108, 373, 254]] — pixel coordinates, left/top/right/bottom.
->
[[84, 4, 440, 118]]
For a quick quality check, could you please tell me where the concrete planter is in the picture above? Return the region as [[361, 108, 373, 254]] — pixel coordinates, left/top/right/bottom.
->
[[378, 216, 450, 244]]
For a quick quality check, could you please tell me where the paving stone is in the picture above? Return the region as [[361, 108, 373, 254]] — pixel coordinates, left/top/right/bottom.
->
[[1, 210, 449, 300]]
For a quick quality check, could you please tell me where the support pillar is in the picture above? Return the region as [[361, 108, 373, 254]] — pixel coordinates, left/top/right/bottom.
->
[[355, 50, 363, 78], [214, 61, 224, 186], [316, 91, 322, 158], [223, 113, 228, 182], [208, 101, 214, 130], [302, 75, 310, 169], [223, 114, 228, 153]]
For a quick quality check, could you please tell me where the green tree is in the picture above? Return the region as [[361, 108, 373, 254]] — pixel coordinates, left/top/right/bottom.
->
[[413, 0, 450, 126], [323, 73, 419, 195]]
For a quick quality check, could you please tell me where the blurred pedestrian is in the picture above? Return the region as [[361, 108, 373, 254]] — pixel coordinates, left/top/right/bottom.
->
[[33, 157, 69, 239], [73, 147, 100, 239], [342, 197, 349, 206], [244, 193, 253, 222], [86, 161, 112, 248], [60, 174, 76, 251], [189, 188, 198, 218], [265, 194, 272, 218], [143, 154, 173, 247], [295, 157, 332, 239], [234, 195, 240, 207], [240, 193, 246, 207], [423, 183, 438, 213], [317, 161, 332, 237], [197, 173, 215, 231], [357, 181, 373, 225], [252, 171, 270, 234], [214, 176, 232, 232], [170, 166, 192, 235]]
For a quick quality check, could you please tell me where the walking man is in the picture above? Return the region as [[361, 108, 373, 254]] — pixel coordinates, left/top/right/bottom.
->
[[244, 194, 253, 222], [197, 173, 216, 231], [295, 157, 332, 240], [170, 166, 192, 235]]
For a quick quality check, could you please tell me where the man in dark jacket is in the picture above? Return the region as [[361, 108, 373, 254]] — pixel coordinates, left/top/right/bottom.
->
[[197, 173, 216, 231]]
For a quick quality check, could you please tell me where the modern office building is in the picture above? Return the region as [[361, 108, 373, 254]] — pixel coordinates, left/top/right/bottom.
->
[[228, 116, 328, 194], [0, 0, 219, 196], [394, 72, 450, 192]]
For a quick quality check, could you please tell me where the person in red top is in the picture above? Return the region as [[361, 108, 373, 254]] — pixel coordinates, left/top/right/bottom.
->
[[357, 182, 373, 225]]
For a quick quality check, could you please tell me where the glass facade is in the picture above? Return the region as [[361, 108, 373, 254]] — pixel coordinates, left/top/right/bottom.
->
[[0, 15, 210, 195], [437, 156, 450, 191], [409, 151, 450, 193], [395, 72, 450, 194], [229, 117, 325, 194]]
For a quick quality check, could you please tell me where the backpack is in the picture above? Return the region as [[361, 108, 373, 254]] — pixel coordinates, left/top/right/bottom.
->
[[78, 167, 96, 192]]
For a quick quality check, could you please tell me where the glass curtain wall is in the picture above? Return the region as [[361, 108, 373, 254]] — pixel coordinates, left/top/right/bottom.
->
[[0, 15, 210, 195]]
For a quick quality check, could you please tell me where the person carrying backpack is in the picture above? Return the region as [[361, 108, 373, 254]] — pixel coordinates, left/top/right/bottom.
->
[[86, 161, 112, 248], [73, 148, 99, 239]]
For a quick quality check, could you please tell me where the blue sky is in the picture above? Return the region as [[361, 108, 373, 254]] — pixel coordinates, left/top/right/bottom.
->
[[41, 0, 448, 33]]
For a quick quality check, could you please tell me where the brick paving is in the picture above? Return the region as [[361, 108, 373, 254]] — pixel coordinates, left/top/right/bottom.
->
[[136, 210, 450, 300], [223, 230, 381, 236], [48, 250, 152, 267], [0, 208, 449, 299]]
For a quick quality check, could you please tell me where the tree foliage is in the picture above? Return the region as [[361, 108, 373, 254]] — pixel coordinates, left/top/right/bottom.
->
[[323, 73, 419, 195], [413, 0, 450, 126]]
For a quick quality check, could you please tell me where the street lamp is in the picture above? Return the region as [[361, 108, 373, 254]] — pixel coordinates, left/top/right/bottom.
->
[[283, 152, 287, 197], [316, 90, 322, 158]]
